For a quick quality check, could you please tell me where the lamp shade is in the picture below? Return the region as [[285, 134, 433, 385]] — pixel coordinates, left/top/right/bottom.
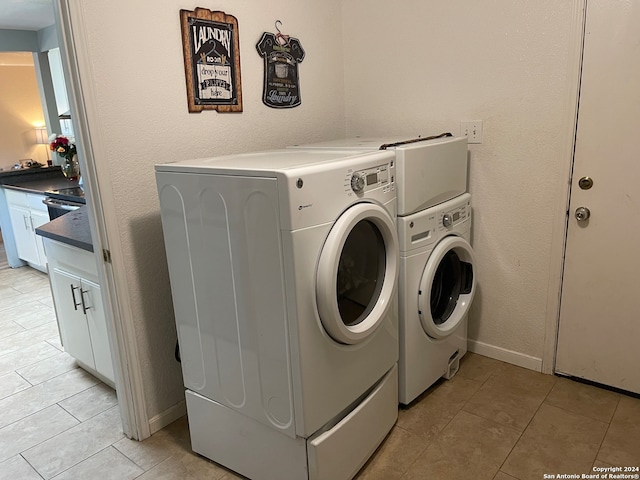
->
[[35, 127, 48, 145]]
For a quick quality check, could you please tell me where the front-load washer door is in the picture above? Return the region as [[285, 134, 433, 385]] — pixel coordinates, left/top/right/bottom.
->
[[418, 236, 476, 339], [316, 202, 399, 344]]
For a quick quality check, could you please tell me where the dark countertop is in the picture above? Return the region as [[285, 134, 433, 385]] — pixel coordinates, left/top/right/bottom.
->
[[2, 167, 91, 252], [0, 167, 80, 194], [0, 166, 58, 180], [35, 206, 94, 252]]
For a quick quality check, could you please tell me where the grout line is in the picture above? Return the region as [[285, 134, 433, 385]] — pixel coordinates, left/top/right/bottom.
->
[[478, 360, 556, 478], [57, 400, 84, 424], [13, 369, 35, 387], [0, 403, 79, 447], [20, 453, 46, 480], [591, 395, 621, 467]]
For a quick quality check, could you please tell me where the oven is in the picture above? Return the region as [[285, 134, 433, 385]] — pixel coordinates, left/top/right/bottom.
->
[[43, 186, 86, 220]]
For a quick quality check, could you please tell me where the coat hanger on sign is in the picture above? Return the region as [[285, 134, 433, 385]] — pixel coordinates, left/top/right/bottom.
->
[[274, 20, 290, 46]]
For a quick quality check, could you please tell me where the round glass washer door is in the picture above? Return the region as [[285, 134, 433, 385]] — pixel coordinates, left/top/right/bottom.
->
[[316, 202, 399, 345], [418, 236, 476, 340]]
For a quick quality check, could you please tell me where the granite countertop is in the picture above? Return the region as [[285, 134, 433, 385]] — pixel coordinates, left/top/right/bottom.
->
[[0, 167, 79, 193], [2, 167, 91, 252], [0, 166, 55, 179], [35, 206, 94, 252]]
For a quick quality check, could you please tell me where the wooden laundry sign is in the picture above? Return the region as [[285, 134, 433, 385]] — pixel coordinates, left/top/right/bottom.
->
[[256, 21, 305, 108], [180, 8, 243, 113]]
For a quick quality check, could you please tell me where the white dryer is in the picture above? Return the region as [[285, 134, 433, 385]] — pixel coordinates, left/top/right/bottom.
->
[[290, 134, 468, 215], [155, 149, 400, 480], [397, 193, 476, 404]]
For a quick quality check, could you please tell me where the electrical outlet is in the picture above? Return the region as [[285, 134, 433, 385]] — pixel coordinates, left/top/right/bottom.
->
[[461, 121, 483, 144]]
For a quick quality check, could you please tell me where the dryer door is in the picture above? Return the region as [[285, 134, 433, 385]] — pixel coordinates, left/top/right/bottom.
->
[[316, 203, 399, 344], [418, 236, 476, 339]]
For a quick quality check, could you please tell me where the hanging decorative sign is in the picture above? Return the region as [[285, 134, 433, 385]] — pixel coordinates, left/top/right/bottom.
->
[[179, 8, 243, 113], [256, 21, 305, 109]]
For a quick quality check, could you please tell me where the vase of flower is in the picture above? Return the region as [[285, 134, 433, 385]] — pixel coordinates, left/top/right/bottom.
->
[[49, 134, 80, 181], [60, 155, 81, 180]]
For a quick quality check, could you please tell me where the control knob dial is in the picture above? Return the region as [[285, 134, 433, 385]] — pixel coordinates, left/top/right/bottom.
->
[[442, 214, 453, 228], [350, 173, 366, 193]]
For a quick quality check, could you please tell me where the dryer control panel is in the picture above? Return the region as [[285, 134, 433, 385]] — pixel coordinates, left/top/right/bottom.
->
[[347, 163, 394, 195]]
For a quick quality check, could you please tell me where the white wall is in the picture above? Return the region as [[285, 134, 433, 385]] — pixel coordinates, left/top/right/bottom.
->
[[342, 1, 580, 368], [0, 63, 48, 169], [69, 0, 584, 434], [68, 0, 346, 426]]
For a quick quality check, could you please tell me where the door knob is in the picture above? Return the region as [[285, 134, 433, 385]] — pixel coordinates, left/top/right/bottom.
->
[[575, 207, 590, 222]]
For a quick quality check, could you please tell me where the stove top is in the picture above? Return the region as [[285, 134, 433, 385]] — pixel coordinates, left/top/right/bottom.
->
[[45, 186, 86, 204]]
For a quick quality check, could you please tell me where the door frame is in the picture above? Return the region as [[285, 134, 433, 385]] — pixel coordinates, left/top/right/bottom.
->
[[53, 0, 148, 439], [541, 0, 587, 374]]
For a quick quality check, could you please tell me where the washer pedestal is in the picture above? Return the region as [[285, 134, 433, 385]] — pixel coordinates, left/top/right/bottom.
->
[[187, 365, 398, 480]]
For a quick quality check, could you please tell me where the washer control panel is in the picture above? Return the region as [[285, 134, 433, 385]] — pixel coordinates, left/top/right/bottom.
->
[[439, 200, 469, 230], [346, 163, 394, 195]]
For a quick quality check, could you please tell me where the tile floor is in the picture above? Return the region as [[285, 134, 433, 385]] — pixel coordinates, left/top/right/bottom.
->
[[1, 239, 639, 479]]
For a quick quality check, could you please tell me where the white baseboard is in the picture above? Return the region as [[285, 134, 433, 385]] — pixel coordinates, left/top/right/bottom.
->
[[148, 400, 187, 435], [468, 339, 543, 372]]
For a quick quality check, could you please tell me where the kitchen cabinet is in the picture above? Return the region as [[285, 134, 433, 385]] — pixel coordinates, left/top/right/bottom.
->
[[4, 189, 49, 272], [44, 237, 114, 385]]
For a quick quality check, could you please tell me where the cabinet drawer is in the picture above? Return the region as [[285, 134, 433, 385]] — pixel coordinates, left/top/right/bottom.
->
[[28, 193, 47, 213], [45, 239, 99, 283], [307, 365, 398, 480], [5, 189, 49, 214], [4, 188, 28, 207]]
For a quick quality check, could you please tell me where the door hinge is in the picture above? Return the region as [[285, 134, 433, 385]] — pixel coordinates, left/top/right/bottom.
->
[[102, 249, 112, 263]]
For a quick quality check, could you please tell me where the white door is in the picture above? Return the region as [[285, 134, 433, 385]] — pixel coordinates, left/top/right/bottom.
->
[[418, 236, 475, 340], [316, 202, 399, 345], [555, 0, 640, 394]]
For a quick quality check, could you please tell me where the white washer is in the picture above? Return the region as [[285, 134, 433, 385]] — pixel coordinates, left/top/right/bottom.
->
[[290, 134, 468, 215], [397, 193, 476, 404], [290, 135, 473, 402], [155, 148, 400, 480]]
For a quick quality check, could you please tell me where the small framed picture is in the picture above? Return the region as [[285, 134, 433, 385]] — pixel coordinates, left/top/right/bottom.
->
[[180, 8, 243, 113]]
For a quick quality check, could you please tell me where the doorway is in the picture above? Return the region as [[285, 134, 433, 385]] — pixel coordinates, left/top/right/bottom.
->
[[0, 9, 136, 439], [555, 0, 640, 395]]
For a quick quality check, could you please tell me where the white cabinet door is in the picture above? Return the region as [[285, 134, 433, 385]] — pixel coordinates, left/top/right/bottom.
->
[[7, 203, 39, 265], [5, 191, 49, 269], [31, 208, 50, 270], [45, 238, 114, 385], [50, 267, 95, 370], [82, 278, 114, 382]]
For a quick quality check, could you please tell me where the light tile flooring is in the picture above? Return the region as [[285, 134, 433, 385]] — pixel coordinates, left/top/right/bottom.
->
[[1, 240, 639, 479]]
